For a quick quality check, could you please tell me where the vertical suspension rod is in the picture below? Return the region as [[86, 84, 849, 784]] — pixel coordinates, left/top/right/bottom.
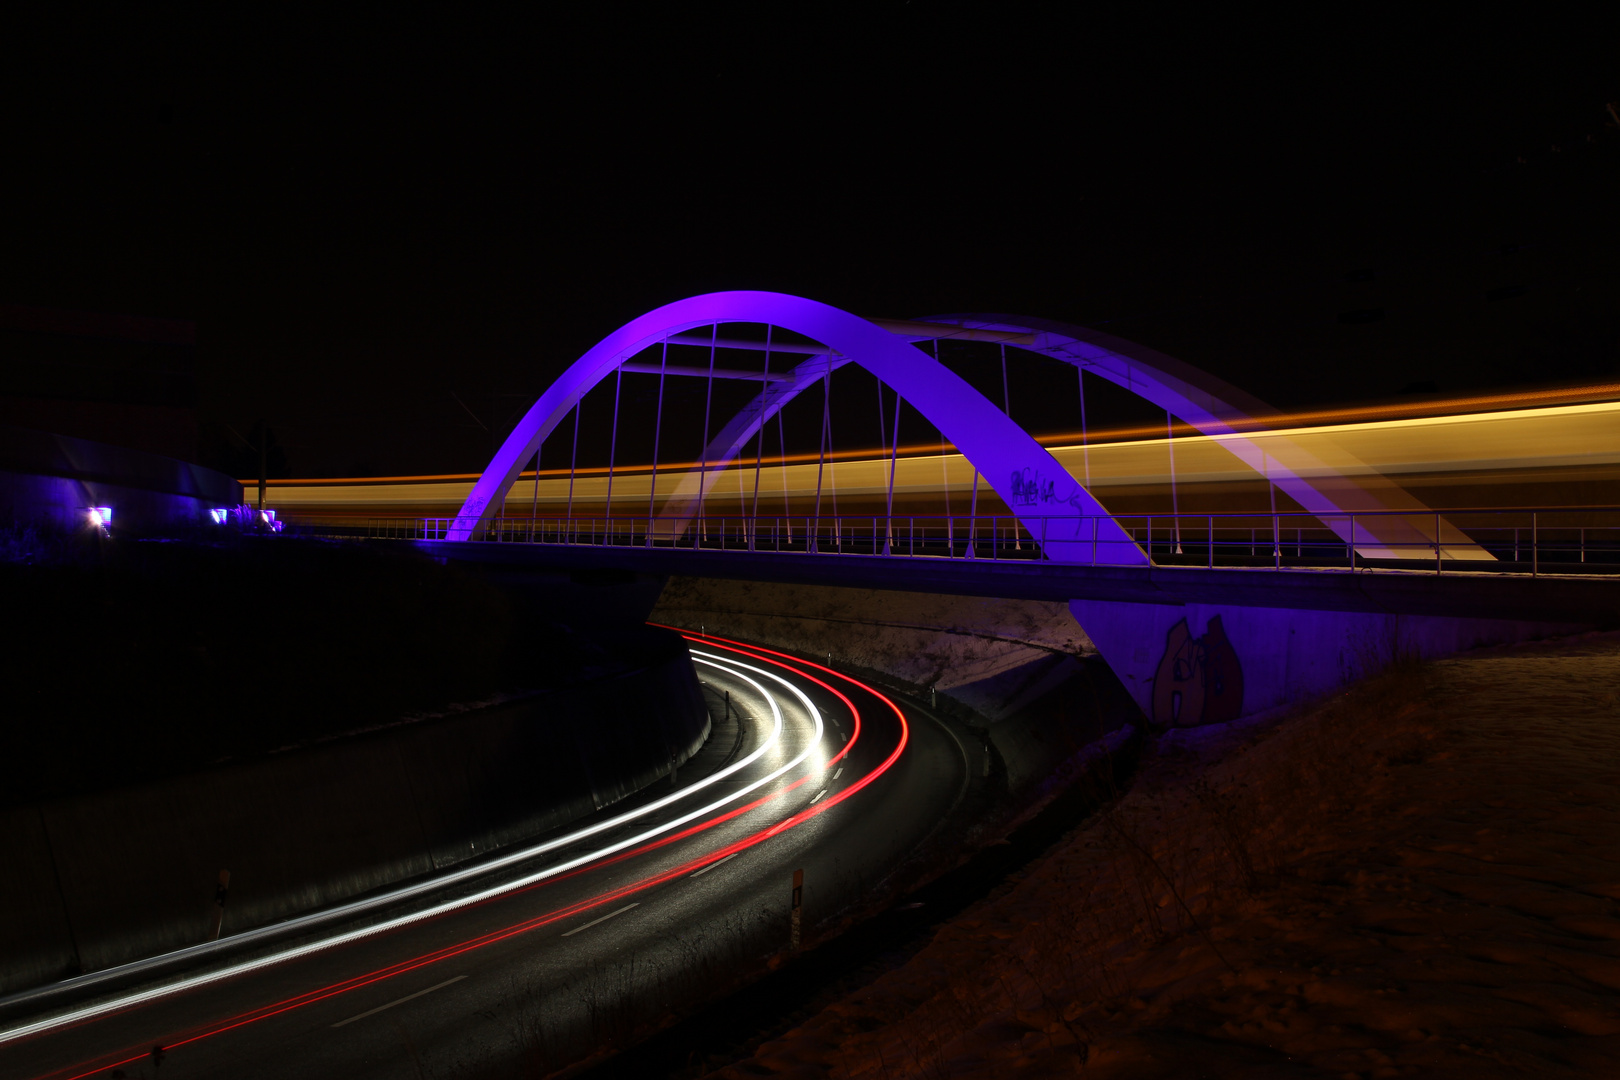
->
[[876, 378, 887, 552], [604, 362, 623, 537], [999, 341, 1011, 414], [696, 324, 717, 541], [749, 326, 773, 547], [566, 400, 581, 529], [1001, 342, 1018, 551], [827, 364, 839, 536], [778, 397, 791, 540], [1266, 451, 1279, 560], [813, 355, 830, 540], [1167, 409, 1181, 554], [646, 339, 668, 544], [529, 439, 541, 540], [935, 340, 950, 524], [1077, 366, 1091, 489], [885, 386, 901, 554]]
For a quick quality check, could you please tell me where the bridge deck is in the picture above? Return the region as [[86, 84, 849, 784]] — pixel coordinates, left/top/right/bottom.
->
[[411, 539, 1620, 626]]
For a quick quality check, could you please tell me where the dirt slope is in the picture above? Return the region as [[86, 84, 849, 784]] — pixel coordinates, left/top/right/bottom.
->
[[714, 632, 1620, 1078], [652, 577, 1091, 723]]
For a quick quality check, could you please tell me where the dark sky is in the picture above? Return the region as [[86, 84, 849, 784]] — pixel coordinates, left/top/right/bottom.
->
[[3, 7, 1617, 476]]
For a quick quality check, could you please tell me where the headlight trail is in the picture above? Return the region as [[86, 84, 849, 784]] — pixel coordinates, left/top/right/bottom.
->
[[0, 654, 797, 1021], [23, 639, 906, 1080], [4, 652, 820, 1051]]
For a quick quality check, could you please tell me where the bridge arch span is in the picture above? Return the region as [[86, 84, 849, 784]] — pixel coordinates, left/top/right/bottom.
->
[[649, 309, 1487, 560], [915, 314, 1489, 560], [450, 291, 1147, 563]]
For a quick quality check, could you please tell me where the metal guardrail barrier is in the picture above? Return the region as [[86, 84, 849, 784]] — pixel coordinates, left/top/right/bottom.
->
[[373, 508, 1620, 577]]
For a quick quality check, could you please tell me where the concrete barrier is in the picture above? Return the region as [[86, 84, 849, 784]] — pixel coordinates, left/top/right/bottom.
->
[[0, 632, 707, 995]]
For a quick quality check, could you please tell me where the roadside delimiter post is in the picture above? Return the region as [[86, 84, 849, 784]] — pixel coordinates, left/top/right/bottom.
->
[[791, 868, 804, 950], [208, 869, 231, 941]]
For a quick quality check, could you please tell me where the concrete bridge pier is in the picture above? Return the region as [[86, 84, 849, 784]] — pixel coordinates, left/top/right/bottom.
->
[[1069, 597, 1584, 728]]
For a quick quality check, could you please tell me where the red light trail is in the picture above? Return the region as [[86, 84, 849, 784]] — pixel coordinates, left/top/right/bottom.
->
[[34, 634, 908, 1080]]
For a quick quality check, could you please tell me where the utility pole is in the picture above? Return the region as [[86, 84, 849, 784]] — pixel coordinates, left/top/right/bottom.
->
[[257, 422, 267, 511]]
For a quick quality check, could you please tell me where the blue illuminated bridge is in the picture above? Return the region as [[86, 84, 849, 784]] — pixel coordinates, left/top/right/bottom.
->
[[402, 291, 1618, 725]]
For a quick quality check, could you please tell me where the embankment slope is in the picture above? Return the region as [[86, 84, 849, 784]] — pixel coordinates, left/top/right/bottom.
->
[[717, 632, 1620, 1078]]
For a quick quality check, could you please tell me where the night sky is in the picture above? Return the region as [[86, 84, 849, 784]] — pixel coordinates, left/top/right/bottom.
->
[[3, 8, 1617, 477]]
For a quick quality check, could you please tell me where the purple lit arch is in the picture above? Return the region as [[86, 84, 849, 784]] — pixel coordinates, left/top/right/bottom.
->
[[449, 292, 1145, 563], [914, 314, 1490, 560], [453, 291, 1487, 564]]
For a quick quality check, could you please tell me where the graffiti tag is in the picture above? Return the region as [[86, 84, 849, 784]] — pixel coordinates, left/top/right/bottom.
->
[[1009, 468, 1057, 507], [1150, 615, 1244, 728]]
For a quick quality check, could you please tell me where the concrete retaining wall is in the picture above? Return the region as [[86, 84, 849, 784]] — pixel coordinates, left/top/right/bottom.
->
[[651, 577, 1140, 798], [0, 635, 708, 995]]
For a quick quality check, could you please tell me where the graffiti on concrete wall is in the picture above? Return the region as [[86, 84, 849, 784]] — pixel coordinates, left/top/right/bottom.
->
[[1151, 614, 1244, 727]]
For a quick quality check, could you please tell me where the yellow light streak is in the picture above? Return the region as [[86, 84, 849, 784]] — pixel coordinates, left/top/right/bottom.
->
[[253, 400, 1620, 519]]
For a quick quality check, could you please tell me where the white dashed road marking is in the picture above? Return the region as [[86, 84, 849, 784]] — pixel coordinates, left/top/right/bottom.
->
[[331, 976, 466, 1029], [690, 853, 738, 878], [561, 903, 639, 937]]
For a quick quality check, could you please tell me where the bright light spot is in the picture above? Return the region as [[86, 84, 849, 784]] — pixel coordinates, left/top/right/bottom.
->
[[209, 508, 229, 524], [87, 507, 112, 528]]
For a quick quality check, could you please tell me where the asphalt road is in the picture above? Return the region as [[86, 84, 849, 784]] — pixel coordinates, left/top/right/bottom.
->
[[0, 633, 973, 1080]]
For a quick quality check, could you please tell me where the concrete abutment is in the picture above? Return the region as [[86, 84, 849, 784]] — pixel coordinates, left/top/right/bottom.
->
[[1071, 597, 1587, 727]]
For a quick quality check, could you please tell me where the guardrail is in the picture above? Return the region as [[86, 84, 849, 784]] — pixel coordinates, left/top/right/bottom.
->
[[361, 508, 1620, 576]]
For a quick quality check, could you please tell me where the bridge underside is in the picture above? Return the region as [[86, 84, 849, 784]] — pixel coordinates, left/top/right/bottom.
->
[[442, 291, 1603, 727], [417, 539, 1603, 725]]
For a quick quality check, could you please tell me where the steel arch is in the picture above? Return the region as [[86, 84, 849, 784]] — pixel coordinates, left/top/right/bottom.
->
[[651, 310, 1488, 561], [450, 292, 1147, 564], [918, 314, 1491, 560]]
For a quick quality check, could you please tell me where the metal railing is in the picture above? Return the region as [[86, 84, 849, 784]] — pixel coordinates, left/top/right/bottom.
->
[[414, 514, 1054, 561], [371, 507, 1620, 576]]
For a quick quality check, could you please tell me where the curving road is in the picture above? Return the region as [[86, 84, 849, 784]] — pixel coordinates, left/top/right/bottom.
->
[[0, 633, 974, 1080]]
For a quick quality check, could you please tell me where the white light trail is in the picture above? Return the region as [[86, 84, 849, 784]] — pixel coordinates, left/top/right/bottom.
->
[[0, 650, 833, 1047]]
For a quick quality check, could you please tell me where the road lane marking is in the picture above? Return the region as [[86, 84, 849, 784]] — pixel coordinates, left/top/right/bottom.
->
[[331, 976, 466, 1028], [833, 767, 843, 780], [810, 789, 827, 804], [689, 853, 738, 877], [840, 732, 847, 742], [561, 903, 639, 937]]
